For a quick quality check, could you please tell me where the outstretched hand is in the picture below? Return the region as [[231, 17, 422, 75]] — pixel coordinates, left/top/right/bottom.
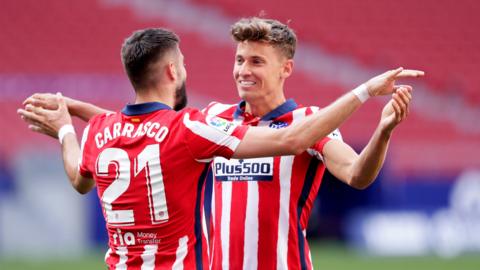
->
[[23, 93, 68, 110], [366, 67, 424, 97], [18, 92, 73, 139], [380, 87, 412, 133]]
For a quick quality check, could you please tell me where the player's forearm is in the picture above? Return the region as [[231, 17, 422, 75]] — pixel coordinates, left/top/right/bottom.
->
[[235, 90, 365, 158], [61, 134, 94, 194], [284, 91, 363, 154], [67, 98, 112, 122], [349, 126, 392, 189]]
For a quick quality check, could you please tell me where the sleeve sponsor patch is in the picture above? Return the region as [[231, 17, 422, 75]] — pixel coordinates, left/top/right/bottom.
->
[[206, 115, 237, 135], [328, 128, 343, 141]]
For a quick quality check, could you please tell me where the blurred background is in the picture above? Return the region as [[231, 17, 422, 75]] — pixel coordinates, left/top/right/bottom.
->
[[1, 0, 479, 269]]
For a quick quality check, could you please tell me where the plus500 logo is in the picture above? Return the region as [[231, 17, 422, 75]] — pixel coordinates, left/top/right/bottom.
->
[[214, 157, 274, 181]]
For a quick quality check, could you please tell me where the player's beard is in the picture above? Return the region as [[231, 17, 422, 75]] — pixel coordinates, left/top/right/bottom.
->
[[173, 81, 187, 111]]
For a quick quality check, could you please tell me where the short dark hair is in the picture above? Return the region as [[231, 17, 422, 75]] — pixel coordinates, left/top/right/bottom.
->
[[231, 17, 297, 59], [121, 28, 180, 90]]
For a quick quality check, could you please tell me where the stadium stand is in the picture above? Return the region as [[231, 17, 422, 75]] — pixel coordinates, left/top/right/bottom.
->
[[1, 0, 479, 175]]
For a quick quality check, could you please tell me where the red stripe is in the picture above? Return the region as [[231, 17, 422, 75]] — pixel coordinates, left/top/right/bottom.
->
[[257, 157, 282, 270], [213, 181, 223, 269]]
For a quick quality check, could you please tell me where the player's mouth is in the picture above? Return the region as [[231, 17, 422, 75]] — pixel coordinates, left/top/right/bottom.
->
[[238, 80, 256, 87]]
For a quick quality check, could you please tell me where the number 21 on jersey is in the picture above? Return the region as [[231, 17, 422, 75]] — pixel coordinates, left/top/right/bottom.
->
[[96, 144, 168, 226]]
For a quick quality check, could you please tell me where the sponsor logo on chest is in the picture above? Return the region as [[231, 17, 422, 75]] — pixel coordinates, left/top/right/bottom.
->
[[213, 157, 274, 181]]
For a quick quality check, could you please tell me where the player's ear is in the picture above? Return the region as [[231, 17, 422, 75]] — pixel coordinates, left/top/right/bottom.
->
[[281, 59, 294, 79], [166, 62, 177, 81]]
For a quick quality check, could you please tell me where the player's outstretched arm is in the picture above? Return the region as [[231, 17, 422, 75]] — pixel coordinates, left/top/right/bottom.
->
[[322, 87, 412, 189], [18, 93, 95, 194], [233, 68, 423, 159], [23, 93, 112, 122]]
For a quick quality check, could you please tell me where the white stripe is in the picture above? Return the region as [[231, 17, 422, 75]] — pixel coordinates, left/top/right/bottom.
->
[[172, 236, 189, 270], [183, 113, 241, 152], [276, 108, 303, 270], [243, 181, 259, 270], [206, 102, 236, 116], [210, 174, 216, 269], [115, 246, 128, 270], [104, 248, 112, 265], [276, 156, 295, 270], [141, 245, 158, 270], [221, 181, 233, 270], [78, 124, 90, 169], [202, 202, 210, 259]]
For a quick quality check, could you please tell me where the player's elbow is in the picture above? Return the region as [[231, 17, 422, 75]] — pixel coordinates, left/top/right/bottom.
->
[[348, 175, 374, 190], [71, 176, 94, 195], [76, 187, 90, 195]]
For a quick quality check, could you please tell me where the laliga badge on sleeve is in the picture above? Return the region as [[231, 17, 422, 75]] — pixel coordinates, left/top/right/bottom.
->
[[206, 115, 236, 135]]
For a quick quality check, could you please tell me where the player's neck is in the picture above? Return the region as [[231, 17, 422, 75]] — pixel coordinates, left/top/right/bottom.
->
[[244, 93, 286, 118], [134, 88, 175, 108]]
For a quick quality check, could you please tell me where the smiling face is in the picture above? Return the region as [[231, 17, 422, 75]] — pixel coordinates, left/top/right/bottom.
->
[[233, 41, 293, 104]]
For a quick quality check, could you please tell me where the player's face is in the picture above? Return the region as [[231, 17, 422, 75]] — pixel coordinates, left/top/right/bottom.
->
[[174, 50, 188, 111], [233, 41, 291, 103]]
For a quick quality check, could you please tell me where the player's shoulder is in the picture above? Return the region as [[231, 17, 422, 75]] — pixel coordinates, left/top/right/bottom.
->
[[88, 111, 119, 126], [202, 101, 237, 116]]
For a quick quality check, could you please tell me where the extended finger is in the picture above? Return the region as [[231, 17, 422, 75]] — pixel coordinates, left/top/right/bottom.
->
[[387, 67, 404, 80], [26, 104, 49, 116], [17, 108, 45, 123], [28, 124, 50, 136], [395, 69, 425, 79]]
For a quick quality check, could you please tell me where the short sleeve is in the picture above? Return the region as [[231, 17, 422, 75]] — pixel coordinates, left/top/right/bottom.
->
[[180, 109, 249, 161], [78, 124, 93, 178], [307, 129, 343, 161]]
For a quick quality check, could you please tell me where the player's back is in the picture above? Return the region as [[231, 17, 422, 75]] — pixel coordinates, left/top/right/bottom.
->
[[79, 102, 248, 270]]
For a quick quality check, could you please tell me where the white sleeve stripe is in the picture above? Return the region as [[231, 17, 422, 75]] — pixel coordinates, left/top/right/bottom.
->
[[207, 103, 235, 116], [78, 124, 90, 170], [183, 113, 241, 152]]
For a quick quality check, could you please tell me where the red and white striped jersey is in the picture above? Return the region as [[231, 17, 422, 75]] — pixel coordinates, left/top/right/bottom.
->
[[204, 99, 342, 270], [78, 102, 249, 270]]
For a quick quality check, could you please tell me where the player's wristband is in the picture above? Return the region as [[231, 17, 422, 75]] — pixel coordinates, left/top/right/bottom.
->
[[352, 83, 370, 103], [58, 124, 76, 144]]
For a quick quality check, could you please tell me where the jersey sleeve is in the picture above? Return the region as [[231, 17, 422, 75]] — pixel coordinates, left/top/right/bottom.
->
[[180, 109, 249, 161], [78, 123, 93, 178], [304, 106, 344, 161]]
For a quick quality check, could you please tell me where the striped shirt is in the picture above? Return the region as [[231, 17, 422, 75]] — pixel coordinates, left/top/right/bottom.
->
[[204, 99, 342, 270], [79, 102, 248, 270]]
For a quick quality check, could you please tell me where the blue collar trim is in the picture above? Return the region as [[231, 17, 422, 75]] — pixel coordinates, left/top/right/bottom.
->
[[234, 99, 298, 121], [121, 102, 172, 116]]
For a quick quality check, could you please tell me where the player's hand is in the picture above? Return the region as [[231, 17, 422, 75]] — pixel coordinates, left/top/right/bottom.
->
[[23, 92, 73, 111], [379, 87, 412, 133], [366, 67, 424, 97], [18, 92, 73, 139]]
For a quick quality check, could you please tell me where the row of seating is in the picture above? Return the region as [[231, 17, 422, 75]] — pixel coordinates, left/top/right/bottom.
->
[[1, 0, 478, 174]]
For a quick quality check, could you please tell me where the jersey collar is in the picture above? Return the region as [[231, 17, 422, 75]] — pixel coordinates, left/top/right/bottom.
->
[[121, 102, 172, 116], [233, 99, 298, 121]]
